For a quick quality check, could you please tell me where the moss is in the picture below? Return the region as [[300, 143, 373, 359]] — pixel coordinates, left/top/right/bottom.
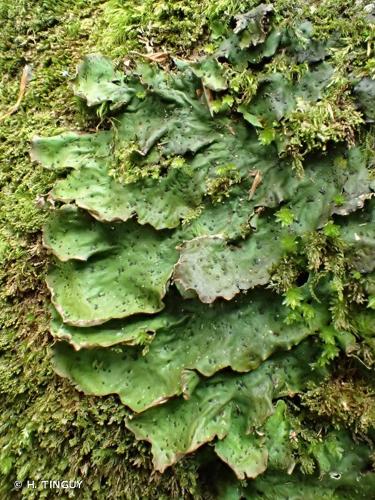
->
[[280, 84, 364, 171], [205, 163, 242, 203], [109, 139, 187, 185], [301, 365, 375, 435], [269, 219, 372, 368], [93, 0, 209, 58]]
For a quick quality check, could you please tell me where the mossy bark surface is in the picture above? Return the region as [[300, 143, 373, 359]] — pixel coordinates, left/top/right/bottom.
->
[[1, 1, 375, 499]]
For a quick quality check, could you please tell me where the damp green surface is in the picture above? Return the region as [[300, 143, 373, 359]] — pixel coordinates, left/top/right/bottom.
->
[[1, 1, 375, 499]]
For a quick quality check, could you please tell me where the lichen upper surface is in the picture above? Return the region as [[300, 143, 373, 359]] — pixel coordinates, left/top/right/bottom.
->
[[36, 37, 375, 492]]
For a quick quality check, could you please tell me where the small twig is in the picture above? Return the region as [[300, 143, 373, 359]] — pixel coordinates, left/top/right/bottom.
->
[[202, 84, 214, 117], [226, 124, 236, 135], [0, 65, 33, 122], [248, 169, 262, 200], [130, 51, 169, 63]]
